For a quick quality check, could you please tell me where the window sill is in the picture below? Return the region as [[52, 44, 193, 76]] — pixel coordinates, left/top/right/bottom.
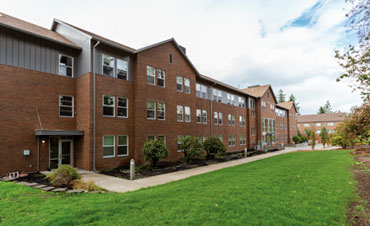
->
[[103, 156, 115, 159], [118, 154, 128, 157], [117, 116, 128, 119], [103, 115, 115, 118]]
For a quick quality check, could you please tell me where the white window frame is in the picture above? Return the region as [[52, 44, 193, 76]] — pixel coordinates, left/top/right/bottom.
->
[[304, 123, 310, 127], [219, 112, 223, 125], [184, 78, 190, 94], [117, 97, 128, 118], [59, 95, 74, 118], [176, 76, 183, 92], [196, 109, 201, 123], [202, 110, 207, 124], [102, 95, 115, 117], [232, 114, 235, 126], [58, 54, 74, 77], [103, 135, 115, 158], [157, 69, 165, 87], [157, 102, 166, 120], [214, 112, 218, 125], [185, 106, 191, 122], [316, 123, 322, 126], [177, 135, 184, 152], [327, 122, 335, 126], [147, 65, 156, 85], [117, 135, 129, 157], [147, 101, 156, 120], [177, 105, 184, 122]]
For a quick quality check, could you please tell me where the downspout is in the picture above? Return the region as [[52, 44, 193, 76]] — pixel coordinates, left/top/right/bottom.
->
[[35, 106, 42, 172], [92, 41, 100, 171], [210, 82, 216, 136]]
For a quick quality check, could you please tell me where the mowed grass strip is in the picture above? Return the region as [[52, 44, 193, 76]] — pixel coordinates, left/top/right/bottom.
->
[[0, 151, 355, 225]]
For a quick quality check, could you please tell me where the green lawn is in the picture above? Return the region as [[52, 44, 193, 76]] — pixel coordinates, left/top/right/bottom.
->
[[0, 151, 355, 225]]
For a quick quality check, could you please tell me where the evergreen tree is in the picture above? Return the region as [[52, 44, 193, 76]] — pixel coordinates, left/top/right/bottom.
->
[[288, 94, 300, 114], [317, 106, 326, 114], [320, 127, 328, 147], [278, 89, 286, 103], [323, 100, 333, 113]]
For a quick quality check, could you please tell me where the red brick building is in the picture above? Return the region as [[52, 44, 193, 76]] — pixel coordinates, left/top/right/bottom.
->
[[0, 13, 297, 175]]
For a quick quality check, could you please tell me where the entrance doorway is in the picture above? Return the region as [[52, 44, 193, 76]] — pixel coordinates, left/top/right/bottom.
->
[[49, 137, 73, 169]]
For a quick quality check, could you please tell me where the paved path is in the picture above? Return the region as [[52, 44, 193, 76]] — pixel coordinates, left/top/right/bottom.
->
[[82, 144, 337, 193]]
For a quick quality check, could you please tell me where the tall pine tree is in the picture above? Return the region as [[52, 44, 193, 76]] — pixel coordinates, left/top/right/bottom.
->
[[278, 89, 286, 103]]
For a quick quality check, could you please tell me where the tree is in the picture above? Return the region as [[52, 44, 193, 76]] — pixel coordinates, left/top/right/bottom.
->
[[335, 0, 370, 100], [317, 106, 326, 114], [320, 127, 328, 147], [203, 136, 227, 160], [344, 101, 370, 144], [289, 94, 300, 114], [142, 139, 169, 167], [278, 89, 286, 103], [310, 129, 316, 150], [317, 100, 333, 114], [180, 136, 203, 164]]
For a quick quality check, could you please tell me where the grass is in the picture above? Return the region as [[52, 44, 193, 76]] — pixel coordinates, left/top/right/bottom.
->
[[0, 150, 355, 225]]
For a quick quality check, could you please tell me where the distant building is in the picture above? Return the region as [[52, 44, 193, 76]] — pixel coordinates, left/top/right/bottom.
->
[[297, 113, 347, 141]]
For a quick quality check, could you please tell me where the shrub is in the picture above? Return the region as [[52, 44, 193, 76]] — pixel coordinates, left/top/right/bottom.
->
[[292, 135, 302, 144], [71, 179, 103, 192], [180, 136, 203, 164], [142, 139, 169, 167], [320, 127, 328, 147], [203, 136, 227, 160], [46, 165, 81, 187], [310, 129, 316, 150]]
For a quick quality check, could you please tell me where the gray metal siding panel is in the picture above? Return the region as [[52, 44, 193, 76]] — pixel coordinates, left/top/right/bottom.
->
[[0, 27, 6, 64]]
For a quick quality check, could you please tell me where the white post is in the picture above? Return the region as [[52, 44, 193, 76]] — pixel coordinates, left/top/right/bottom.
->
[[130, 159, 135, 181], [244, 148, 248, 157]]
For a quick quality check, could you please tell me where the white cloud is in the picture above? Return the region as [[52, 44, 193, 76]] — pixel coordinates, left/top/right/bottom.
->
[[1, 0, 363, 114]]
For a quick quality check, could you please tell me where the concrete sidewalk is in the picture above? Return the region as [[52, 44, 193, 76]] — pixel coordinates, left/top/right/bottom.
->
[[82, 144, 337, 193]]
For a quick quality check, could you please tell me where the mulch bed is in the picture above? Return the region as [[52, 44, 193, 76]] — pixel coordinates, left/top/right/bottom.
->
[[15, 173, 53, 187], [101, 150, 270, 180], [348, 148, 370, 226]]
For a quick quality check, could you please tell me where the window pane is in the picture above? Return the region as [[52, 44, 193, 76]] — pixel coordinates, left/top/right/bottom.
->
[[117, 108, 127, 117], [118, 136, 127, 145], [184, 78, 190, 93], [103, 107, 114, 116], [103, 147, 114, 156], [118, 97, 127, 107], [103, 96, 114, 106], [103, 55, 114, 77], [104, 136, 114, 145], [176, 76, 183, 91], [157, 69, 165, 87], [148, 136, 155, 141], [118, 146, 128, 156], [117, 58, 128, 80], [147, 66, 155, 85], [60, 107, 73, 116]]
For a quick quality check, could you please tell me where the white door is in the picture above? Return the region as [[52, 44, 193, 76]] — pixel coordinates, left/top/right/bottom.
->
[[58, 139, 73, 166]]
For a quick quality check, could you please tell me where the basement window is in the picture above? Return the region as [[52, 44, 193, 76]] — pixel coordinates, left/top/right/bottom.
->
[[59, 55, 73, 77], [59, 95, 74, 117]]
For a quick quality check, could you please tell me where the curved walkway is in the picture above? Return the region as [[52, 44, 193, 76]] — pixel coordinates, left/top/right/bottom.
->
[[82, 144, 337, 193]]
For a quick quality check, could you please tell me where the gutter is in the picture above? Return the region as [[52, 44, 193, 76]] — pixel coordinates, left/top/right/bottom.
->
[[92, 41, 100, 171]]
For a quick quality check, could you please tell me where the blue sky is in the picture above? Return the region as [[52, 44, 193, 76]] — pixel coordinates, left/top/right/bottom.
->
[[2, 0, 362, 114]]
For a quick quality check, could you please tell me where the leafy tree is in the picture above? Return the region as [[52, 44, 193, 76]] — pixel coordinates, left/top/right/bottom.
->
[[203, 136, 227, 160], [320, 127, 328, 147], [304, 128, 311, 138], [278, 89, 286, 103], [288, 94, 300, 114], [335, 0, 370, 100], [142, 139, 169, 167], [180, 136, 203, 164], [310, 129, 316, 150], [343, 101, 370, 144]]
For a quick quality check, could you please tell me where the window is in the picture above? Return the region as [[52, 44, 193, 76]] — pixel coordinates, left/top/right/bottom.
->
[[147, 135, 156, 141], [262, 101, 267, 110], [196, 109, 201, 123], [227, 93, 234, 105], [201, 85, 207, 98], [157, 102, 165, 120], [117, 135, 128, 156], [176, 76, 183, 92], [328, 130, 335, 133], [217, 90, 222, 102], [218, 112, 223, 125], [177, 135, 184, 152], [249, 98, 255, 110], [214, 112, 218, 125], [316, 123, 322, 126], [238, 97, 245, 108], [177, 105, 184, 122], [59, 95, 74, 117], [251, 111, 256, 118], [103, 95, 115, 117], [218, 135, 223, 142], [185, 106, 191, 122], [147, 66, 155, 85], [316, 130, 321, 134], [103, 54, 115, 77], [228, 135, 236, 146], [202, 110, 207, 124], [228, 114, 232, 126], [304, 123, 310, 127], [271, 104, 275, 112], [59, 55, 73, 77], [169, 54, 173, 64], [212, 89, 218, 101], [240, 135, 246, 146], [117, 58, 128, 80], [196, 84, 201, 97], [147, 101, 156, 119], [184, 78, 190, 94], [103, 135, 114, 158], [239, 116, 246, 127], [327, 122, 335, 126], [117, 97, 128, 118], [252, 128, 256, 136], [232, 115, 235, 126], [157, 69, 165, 87], [157, 136, 166, 143]]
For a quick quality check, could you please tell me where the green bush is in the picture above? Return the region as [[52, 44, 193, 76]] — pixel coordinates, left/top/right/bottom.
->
[[292, 135, 302, 144], [320, 127, 328, 147], [203, 136, 227, 160], [311, 129, 316, 150], [331, 135, 350, 149], [180, 136, 203, 164], [142, 139, 169, 167], [46, 165, 81, 187]]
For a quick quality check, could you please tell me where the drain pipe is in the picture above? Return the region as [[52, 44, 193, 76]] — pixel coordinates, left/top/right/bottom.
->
[[92, 41, 100, 171], [210, 82, 216, 137]]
